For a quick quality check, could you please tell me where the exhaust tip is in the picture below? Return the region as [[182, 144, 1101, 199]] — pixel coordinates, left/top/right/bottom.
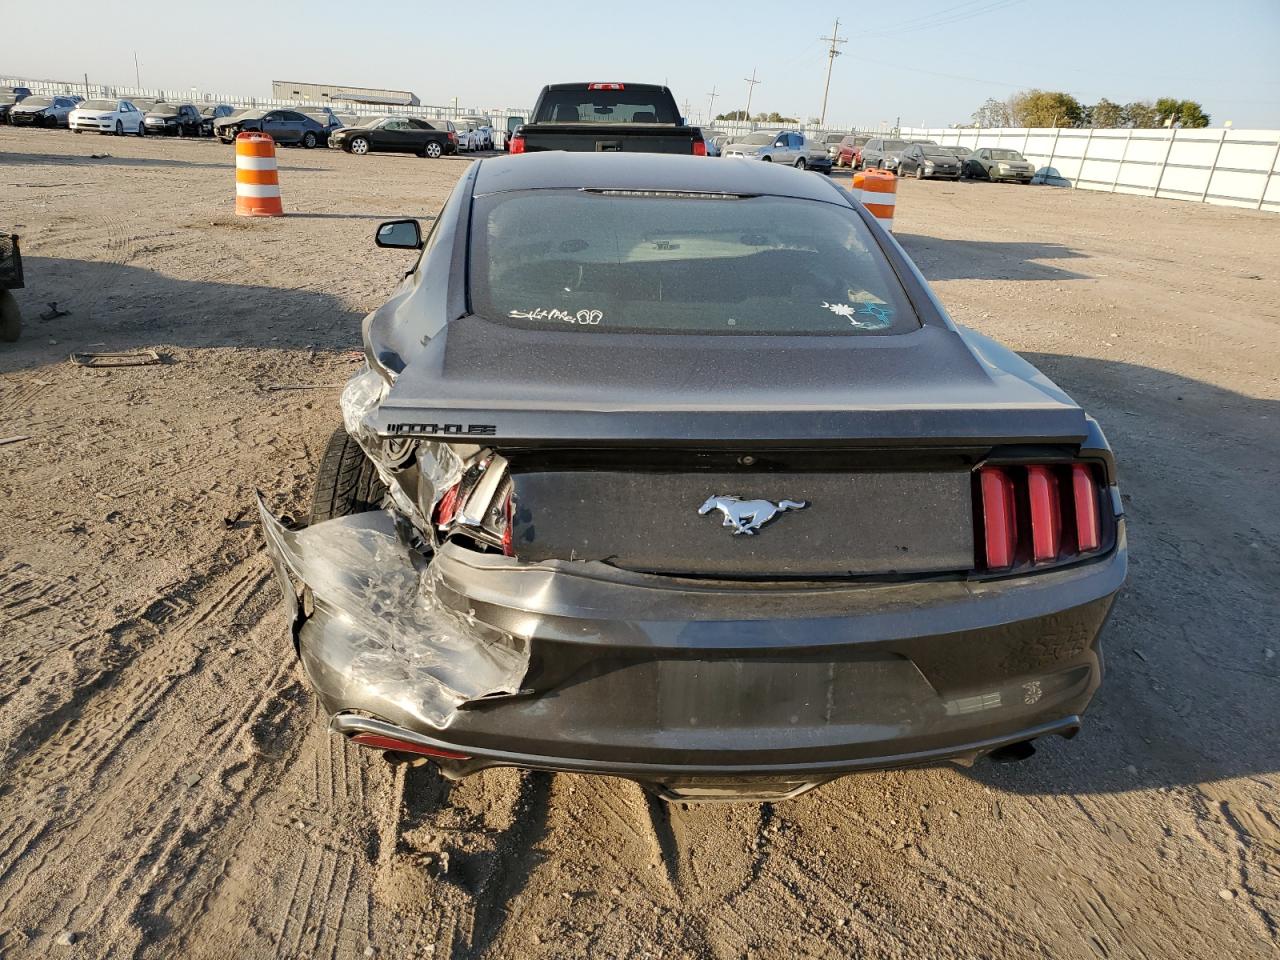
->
[[988, 739, 1037, 764]]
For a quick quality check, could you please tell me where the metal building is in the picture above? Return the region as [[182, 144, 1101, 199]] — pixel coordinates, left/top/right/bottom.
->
[[271, 81, 420, 107]]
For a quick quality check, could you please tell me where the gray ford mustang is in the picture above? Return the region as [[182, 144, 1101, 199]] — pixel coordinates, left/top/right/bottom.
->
[[259, 152, 1127, 801]]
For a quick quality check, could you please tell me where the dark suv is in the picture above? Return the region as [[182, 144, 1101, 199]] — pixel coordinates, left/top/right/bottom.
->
[[144, 103, 202, 137]]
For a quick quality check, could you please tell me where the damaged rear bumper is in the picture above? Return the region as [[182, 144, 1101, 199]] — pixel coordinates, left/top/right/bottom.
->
[[258, 496, 1126, 791]]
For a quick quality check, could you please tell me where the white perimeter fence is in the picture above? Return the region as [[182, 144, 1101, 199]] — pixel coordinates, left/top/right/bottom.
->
[[899, 125, 1280, 213], [6, 74, 1279, 213]]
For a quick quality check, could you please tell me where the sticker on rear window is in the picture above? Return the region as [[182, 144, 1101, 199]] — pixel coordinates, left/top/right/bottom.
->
[[509, 308, 603, 326], [821, 300, 893, 330]]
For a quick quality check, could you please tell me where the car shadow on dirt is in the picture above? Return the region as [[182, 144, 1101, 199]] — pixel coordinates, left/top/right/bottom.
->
[[0, 256, 372, 373], [964, 352, 1280, 796], [0, 151, 233, 170], [897, 234, 1091, 281]]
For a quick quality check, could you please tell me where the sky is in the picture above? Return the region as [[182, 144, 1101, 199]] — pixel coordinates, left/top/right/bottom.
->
[[5, 0, 1280, 128]]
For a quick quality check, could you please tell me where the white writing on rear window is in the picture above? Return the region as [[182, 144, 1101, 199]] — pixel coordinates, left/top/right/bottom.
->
[[509, 308, 603, 325]]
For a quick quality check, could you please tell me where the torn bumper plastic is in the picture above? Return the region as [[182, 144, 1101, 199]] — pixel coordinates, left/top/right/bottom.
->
[[256, 495, 529, 730]]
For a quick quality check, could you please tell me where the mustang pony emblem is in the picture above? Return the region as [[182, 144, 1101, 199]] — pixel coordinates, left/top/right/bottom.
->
[[698, 495, 808, 536]]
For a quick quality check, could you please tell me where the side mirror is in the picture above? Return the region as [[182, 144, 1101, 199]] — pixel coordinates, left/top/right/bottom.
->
[[375, 219, 423, 250]]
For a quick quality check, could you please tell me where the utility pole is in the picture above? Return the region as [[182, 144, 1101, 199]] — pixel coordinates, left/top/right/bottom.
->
[[682, 99, 691, 123], [706, 85, 718, 123], [743, 69, 760, 122], [818, 17, 847, 127], [84, 73, 90, 99], [133, 52, 140, 89]]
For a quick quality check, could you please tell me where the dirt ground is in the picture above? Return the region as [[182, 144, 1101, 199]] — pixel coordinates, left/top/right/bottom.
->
[[1, 126, 1277, 960]]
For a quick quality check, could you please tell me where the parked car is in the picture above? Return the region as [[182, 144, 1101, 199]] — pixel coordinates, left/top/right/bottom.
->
[[2, 86, 33, 101], [0, 94, 22, 124], [68, 98, 147, 136], [458, 115, 494, 150], [511, 82, 706, 155], [329, 116, 457, 157], [214, 109, 328, 148], [257, 152, 1126, 803], [835, 133, 870, 167], [301, 111, 344, 140], [9, 95, 79, 128], [722, 130, 810, 166], [198, 104, 237, 137], [454, 121, 483, 152], [144, 102, 202, 137], [859, 137, 935, 173], [965, 147, 1036, 184], [501, 115, 525, 151], [708, 132, 733, 157], [897, 143, 963, 180], [804, 138, 834, 174], [820, 131, 848, 160]]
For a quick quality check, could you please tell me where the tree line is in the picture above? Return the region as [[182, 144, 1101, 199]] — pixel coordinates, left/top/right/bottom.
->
[[714, 110, 799, 124], [969, 91, 1210, 129]]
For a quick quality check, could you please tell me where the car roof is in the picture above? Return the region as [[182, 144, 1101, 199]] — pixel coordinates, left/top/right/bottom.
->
[[472, 152, 853, 203]]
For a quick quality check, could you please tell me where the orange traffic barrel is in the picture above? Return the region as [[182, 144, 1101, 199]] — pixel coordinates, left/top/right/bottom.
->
[[860, 169, 897, 231], [235, 132, 283, 217], [850, 170, 866, 204]]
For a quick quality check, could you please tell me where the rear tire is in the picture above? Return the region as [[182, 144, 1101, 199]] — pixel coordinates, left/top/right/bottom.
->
[[0, 290, 21, 343], [424, 140, 443, 158], [310, 428, 389, 525]]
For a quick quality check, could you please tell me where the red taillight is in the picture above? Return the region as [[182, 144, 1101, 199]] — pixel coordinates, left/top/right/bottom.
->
[[1072, 464, 1101, 552], [434, 483, 461, 527], [1026, 465, 1061, 563], [692, 138, 707, 156], [979, 467, 1017, 570], [509, 133, 525, 154], [587, 82, 625, 90], [500, 491, 515, 557], [977, 462, 1107, 572], [448, 130, 457, 143], [350, 732, 471, 760]]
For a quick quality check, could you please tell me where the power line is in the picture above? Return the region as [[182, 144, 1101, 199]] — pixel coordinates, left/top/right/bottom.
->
[[859, 0, 1029, 40], [818, 17, 847, 126]]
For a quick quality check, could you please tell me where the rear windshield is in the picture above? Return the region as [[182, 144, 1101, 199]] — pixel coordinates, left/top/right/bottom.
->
[[535, 89, 678, 124], [469, 191, 918, 336], [881, 139, 908, 151]]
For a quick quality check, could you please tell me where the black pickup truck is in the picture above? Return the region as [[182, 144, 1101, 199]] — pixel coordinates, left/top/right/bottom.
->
[[510, 82, 706, 155]]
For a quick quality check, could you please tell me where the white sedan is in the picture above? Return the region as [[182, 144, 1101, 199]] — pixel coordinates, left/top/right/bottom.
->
[[69, 98, 147, 136]]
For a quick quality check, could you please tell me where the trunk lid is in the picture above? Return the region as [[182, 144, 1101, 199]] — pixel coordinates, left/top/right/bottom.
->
[[371, 316, 1088, 447]]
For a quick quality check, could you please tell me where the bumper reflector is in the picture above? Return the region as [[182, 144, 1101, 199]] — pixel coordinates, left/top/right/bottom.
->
[[350, 732, 471, 760]]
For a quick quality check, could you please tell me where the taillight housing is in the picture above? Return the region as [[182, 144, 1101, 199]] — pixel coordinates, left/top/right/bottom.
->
[[692, 138, 707, 156], [509, 133, 525, 154], [431, 457, 514, 556], [976, 462, 1109, 572]]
